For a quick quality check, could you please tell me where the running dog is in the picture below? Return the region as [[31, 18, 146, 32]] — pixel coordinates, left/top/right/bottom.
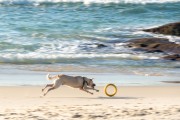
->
[[42, 74, 99, 96]]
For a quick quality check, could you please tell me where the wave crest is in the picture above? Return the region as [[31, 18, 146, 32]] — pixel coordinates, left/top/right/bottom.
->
[[0, 53, 159, 64], [0, 0, 180, 5]]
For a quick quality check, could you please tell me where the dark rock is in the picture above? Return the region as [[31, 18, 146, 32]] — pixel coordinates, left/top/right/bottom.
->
[[72, 114, 82, 118], [163, 54, 180, 61], [127, 38, 180, 54], [133, 113, 146, 116], [88, 115, 104, 118], [162, 81, 180, 83], [146, 49, 163, 53], [96, 44, 107, 48], [149, 108, 153, 110], [143, 22, 180, 36]]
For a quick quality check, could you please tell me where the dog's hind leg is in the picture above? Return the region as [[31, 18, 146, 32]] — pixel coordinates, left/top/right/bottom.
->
[[43, 87, 56, 96], [42, 84, 53, 92]]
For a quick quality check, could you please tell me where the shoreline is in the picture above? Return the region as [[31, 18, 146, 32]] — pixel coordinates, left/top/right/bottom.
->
[[0, 67, 180, 86]]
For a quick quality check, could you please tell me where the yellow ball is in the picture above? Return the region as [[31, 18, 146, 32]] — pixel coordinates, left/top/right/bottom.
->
[[104, 84, 117, 97]]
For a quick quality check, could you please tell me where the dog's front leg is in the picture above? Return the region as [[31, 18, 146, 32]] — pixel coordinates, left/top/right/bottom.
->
[[84, 87, 99, 92], [79, 88, 93, 95], [92, 88, 99, 92]]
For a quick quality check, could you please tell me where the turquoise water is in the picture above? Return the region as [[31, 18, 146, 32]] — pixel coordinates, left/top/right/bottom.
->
[[0, 0, 180, 85]]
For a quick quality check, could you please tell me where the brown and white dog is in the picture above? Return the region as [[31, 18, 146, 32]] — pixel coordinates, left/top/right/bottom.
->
[[42, 74, 99, 96]]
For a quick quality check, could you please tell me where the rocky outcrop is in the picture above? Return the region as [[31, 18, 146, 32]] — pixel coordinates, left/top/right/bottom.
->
[[127, 38, 180, 54], [143, 22, 180, 36], [126, 22, 180, 61], [163, 54, 180, 61]]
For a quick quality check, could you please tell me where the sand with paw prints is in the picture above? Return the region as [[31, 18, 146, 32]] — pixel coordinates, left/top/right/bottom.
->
[[0, 86, 180, 120]]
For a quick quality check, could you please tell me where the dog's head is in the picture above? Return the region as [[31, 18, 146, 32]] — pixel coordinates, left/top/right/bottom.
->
[[84, 77, 96, 88]]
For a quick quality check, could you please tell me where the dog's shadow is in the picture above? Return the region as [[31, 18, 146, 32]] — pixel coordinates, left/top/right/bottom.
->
[[41, 96, 140, 99], [96, 96, 140, 99]]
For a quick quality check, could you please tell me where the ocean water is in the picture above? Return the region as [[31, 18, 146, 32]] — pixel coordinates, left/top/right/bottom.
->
[[0, 0, 180, 85]]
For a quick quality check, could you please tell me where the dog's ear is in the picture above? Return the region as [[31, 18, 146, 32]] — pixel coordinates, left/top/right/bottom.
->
[[89, 78, 94, 82], [58, 75, 61, 78]]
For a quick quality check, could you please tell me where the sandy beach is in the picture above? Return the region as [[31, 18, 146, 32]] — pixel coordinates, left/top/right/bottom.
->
[[0, 86, 180, 120], [1, 0, 180, 120]]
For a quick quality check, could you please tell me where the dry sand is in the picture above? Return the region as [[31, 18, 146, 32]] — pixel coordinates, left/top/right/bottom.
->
[[0, 86, 180, 120]]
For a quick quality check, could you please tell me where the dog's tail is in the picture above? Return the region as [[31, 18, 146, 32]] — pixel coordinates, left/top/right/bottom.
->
[[46, 73, 56, 80]]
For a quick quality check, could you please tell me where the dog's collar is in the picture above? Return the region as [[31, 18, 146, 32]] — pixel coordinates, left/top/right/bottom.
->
[[82, 77, 88, 88]]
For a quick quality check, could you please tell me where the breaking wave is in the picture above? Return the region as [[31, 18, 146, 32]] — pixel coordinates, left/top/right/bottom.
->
[[0, 53, 159, 64]]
